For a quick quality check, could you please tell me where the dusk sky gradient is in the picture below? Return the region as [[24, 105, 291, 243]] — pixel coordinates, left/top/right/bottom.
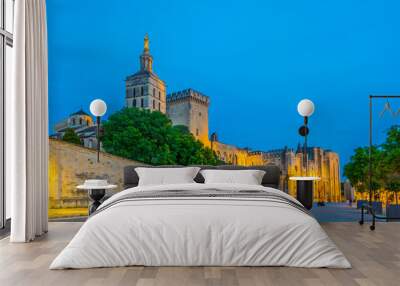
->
[[47, 0, 400, 174]]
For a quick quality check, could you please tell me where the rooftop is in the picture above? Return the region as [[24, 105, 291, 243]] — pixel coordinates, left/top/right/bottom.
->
[[167, 88, 210, 104], [125, 70, 165, 84], [70, 109, 90, 117]]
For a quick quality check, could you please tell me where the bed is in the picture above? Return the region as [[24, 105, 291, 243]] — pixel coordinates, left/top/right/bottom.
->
[[50, 165, 351, 269]]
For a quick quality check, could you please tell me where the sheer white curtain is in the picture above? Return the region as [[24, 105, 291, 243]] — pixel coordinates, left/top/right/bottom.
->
[[6, 0, 48, 242]]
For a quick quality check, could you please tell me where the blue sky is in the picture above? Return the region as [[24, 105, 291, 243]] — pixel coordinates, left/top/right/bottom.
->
[[47, 0, 400, 172]]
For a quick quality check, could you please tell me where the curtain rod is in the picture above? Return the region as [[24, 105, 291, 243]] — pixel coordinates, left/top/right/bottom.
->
[[369, 95, 400, 98]]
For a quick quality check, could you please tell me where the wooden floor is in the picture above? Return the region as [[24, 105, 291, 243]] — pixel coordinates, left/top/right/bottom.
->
[[0, 222, 399, 286]]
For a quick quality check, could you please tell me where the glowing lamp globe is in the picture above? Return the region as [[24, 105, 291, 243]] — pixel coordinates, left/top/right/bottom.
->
[[90, 99, 107, 117], [297, 99, 315, 117]]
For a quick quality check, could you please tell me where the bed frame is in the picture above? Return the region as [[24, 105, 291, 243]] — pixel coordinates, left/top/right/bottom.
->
[[123, 164, 282, 190]]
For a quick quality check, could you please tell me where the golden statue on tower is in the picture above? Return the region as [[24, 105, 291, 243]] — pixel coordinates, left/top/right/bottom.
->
[[144, 34, 150, 52]]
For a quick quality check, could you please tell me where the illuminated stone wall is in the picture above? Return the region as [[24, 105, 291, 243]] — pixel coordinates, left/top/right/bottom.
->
[[354, 190, 398, 205], [264, 147, 342, 202], [49, 138, 342, 208], [209, 142, 342, 202], [210, 140, 264, 166], [49, 139, 145, 209]]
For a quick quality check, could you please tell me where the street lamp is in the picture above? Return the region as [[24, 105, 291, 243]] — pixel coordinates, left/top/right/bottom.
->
[[288, 99, 319, 210], [297, 99, 315, 175], [90, 99, 107, 162]]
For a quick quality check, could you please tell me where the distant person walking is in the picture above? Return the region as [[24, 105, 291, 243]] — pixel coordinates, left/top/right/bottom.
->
[[344, 180, 354, 206]]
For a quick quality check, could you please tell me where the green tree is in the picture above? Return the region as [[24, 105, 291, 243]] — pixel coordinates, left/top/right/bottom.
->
[[385, 175, 400, 204], [62, 128, 82, 145], [343, 146, 384, 200], [344, 125, 400, 202], [173, 125, 190, 134], [382, 126, 400, 171], [381, 126, 400, 204], [102, 108, 220, 165]]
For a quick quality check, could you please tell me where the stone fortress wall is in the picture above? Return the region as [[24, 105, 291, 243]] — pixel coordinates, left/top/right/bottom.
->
[[208, 137, 341, 201], [49, 139, 144, 209], [209, 138, 264, 166], [262, 147, 341, 202]]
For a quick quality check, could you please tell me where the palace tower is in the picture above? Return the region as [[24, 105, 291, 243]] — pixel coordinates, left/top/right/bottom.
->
[[166, 89, 210, 146]]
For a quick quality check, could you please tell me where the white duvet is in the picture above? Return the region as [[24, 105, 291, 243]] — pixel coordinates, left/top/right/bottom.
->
[[50, 183, 351, 269]]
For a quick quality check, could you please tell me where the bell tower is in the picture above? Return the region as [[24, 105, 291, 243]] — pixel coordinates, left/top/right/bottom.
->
[[125, 34, 166, 113]]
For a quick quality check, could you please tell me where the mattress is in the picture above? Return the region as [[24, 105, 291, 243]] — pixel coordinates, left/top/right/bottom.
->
[[50, 183, 351, 269]]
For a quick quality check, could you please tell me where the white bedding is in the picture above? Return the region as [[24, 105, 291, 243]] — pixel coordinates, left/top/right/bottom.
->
[[50, 183, 351, 269]]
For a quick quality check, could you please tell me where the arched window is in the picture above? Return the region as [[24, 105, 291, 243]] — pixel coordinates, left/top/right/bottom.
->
[[79, 118, 82, 125], [152, 100, 155, 109], [158, 102, 161, 111]]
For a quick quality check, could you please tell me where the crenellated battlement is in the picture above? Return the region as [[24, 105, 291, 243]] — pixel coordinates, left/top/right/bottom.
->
[[167, 88, 210, 106]]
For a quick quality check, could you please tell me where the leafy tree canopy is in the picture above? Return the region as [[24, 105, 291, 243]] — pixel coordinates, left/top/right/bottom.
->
[[173, 125, 190, 134], [102, 108, 220, 165], [62, 128, 82, 145], [344, 125, 400, 197], [382, 125, 400, 172], [343, 146, 383, 192]]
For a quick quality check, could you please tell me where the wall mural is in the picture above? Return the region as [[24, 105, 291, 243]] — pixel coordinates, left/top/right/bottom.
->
[[48, 35, 341, 218], [47, 1, 400, 220]]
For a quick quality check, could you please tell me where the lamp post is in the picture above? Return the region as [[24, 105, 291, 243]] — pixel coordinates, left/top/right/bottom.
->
[[297, 99, 315, 175], [89, 99, 107, 162]]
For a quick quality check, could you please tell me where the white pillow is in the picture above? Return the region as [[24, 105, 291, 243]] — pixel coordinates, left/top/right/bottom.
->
[[200, 169, 266, 185], [136, 167, 200, 186]]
